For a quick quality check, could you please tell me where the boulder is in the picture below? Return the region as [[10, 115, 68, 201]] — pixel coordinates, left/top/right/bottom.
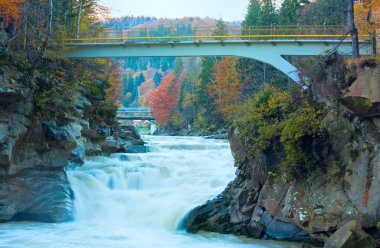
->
[[265, 217, 309, 240], [0, 66, 31, 101], [186, 180, 237, 233], [342, 67, 380, 118], [185, 192, 232, 234], [0, 167, 73, 222], [42, 121, 77, 151], [99, 136, 123, 154], [250, 207, 309, 240], [84, 140, 102, 156], [82, 127, 110, 140], [68, 146, 85, 164], [324, 220, 377, 248]]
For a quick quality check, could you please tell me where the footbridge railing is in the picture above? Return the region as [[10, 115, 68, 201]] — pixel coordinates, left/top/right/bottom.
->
[[117, 107, 155, 122], [64, 25, 371, 44]]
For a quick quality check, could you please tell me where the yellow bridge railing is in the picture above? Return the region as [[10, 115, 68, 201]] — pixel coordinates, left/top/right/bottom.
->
[[64, 25, 371, 44]]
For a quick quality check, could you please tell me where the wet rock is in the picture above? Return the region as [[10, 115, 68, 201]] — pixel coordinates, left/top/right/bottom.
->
[[204, 134, 228, 139], [0, 167, 73, 222], [124, 144, 149, 153], [119, 125, 142, 141], [323, 220, 376, 248], [186, 181, 235, 234], [266, 217, 309, 240], [69, 146, 85, 164], [249, 206, 309, 240], [185, 193, 232, 234], [246, 219, 265, 238]]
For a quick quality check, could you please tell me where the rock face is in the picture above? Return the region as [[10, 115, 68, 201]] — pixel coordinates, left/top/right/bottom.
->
[[0, 62, 146, 222], [0, 65, 76, 222], [342, 66, 380, 117], [323, 221, 376, 248], [186, 54, 380, 245], [0, 167, 73, 222]]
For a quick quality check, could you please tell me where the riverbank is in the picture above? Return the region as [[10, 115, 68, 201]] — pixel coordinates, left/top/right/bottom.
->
[[185, 54, 380, 247]]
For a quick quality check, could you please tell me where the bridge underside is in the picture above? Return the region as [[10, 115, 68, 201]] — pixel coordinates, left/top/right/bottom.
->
[[62, 39, 373, 82]]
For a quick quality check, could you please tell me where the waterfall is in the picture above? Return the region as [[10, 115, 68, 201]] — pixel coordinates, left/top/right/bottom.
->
[[0, 136, 299, 248], [68, 136, 235, 229]]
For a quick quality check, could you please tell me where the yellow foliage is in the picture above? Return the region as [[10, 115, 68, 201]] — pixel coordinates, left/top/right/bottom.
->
[[354, 3, 379, 36]]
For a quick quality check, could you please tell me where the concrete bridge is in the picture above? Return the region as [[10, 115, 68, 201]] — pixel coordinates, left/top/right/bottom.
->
[[61, 25, 374, 82], [117, 107, 155, 122]]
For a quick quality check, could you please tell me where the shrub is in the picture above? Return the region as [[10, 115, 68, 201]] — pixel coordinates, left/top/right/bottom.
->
[[234, 85, 329, 179]]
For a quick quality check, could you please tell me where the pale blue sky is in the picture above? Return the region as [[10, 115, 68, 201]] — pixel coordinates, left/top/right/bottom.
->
[[100, 0, 283, 21]]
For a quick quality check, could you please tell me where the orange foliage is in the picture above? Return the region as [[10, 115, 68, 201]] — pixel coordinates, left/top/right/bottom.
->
[[106, 65, 122, 105], [0, 0, 24, 28], [209, 57, 242, 119], [149, 71, 185, 126]]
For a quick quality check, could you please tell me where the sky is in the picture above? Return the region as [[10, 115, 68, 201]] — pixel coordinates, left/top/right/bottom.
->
[[99, 0, 283, 21]]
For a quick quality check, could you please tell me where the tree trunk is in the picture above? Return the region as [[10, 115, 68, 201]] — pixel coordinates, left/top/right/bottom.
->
[[48, 0, 53, 40], [76, 0, 83, 38], [347, 0, 360, 59]]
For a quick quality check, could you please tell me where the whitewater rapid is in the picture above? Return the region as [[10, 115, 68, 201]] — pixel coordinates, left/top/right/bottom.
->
[[0, 136, 299, 248]]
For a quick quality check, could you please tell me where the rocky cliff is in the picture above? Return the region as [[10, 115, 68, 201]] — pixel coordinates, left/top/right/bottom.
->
[[0, 53, 146, 222], [186, 54, 380, 247]]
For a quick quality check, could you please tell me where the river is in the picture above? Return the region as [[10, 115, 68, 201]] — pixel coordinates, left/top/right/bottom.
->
[[0, 136, 299, 248]]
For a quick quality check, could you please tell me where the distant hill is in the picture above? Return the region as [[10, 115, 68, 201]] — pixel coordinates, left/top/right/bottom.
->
[[103, 16, 241, 31]]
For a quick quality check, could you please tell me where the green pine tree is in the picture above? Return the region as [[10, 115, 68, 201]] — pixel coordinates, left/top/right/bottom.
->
[[259, 0, 277, 25], [278, 0, 304, 25], [212, 18, 229, 37], [242, 0, 261, 27]]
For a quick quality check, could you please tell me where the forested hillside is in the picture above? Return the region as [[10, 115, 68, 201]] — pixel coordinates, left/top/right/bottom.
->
[[106, 0, 377, 135]]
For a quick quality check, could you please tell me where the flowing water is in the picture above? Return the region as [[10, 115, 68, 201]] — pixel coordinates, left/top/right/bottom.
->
[[0, 136, 299, 248]]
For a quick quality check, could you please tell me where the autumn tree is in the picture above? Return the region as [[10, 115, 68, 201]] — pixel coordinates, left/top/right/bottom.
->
[[138, 79, 155, 107], [105, 62, 123, 105], [209, 57, 242, 121], [178, 57, 200, 128], [354, 2, 378, 37], [150, 71, 180, 126], [0, 0, 24, 30]]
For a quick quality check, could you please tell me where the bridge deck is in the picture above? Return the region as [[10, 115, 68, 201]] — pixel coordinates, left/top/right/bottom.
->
[[61, 25, 374, 82], [64, 25, 370, 44], [117, 108, 155, 122]]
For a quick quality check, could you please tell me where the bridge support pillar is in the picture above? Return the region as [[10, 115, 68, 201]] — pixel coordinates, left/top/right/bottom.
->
[[258, 55, 300, 83]]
